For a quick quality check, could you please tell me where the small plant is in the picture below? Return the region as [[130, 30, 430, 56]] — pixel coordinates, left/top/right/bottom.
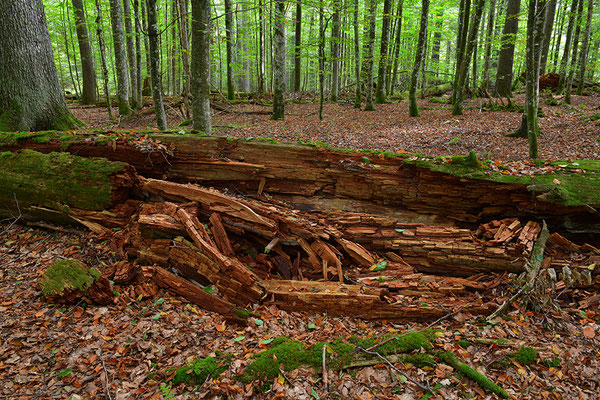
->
[[513, 345, 538, 365], [447, 137, 461, 145]]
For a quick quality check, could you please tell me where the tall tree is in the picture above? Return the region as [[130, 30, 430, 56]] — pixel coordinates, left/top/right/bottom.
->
[[480, 0, 497, 92], [147, 0, 167, 129], [330, 0, 341, 102], [409, 0, 430, 117], [565, 0, 584, 103], [71, 0, 98, 104], [363, 0, 377, 111], [178, 0, 191, 116], [556, 0, 579, 94], [108, 0, 131, 115], [539, 0, 557, 74], [375, 0, 392, 103], [389, 0, 404, 96], [353, 0, 362, 108], [576, 0, 594, 95], [94, 0, 114, 121], [452, 0, 471, 104], [293, 0, 302, 92], [237, 2, 250, 92], [123, 0, 139, 108], [452, 0, 486, 115], [494, 0, 521, 97], [0, 0, 80, 131], [133, 0, 143, 106], [257, 0, 266, 93], [272, 0, 286, 119], [224, 0, 235, 100], [192, 0, 211, 134]]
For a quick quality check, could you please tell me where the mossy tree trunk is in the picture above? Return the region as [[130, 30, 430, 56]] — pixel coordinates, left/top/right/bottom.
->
[[71, 0, 98, 105], [375, 0, 392, 104], [293, 0, 302, 93], [409, 0, 430, 117], [271, 0, 286, 120], [224, 0, 235, 100], [147, 0, 167, 130], [363, 0, 377, 111], [133, 0, 144, 108], [108, 0, 132, 115], [494, 0, 521, 98], [191, 0, 212, 134], [0, 0, 80, 132], [330, 0, 341, 102]]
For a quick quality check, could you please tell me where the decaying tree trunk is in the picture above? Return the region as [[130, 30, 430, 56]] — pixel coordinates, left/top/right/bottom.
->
[[2, 135, 598, 322]]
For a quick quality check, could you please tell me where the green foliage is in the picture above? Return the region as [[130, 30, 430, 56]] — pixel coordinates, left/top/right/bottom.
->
[[172, 355, 231, 385], [512, 346, 538, 365], [39, 259, 97, 297], [457, 340, 471, 349], [439, 352, 509, 398], [540, 357, 561, 368]]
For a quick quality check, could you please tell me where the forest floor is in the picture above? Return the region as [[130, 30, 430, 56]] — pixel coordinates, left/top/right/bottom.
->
[[0, 223, 599, 399], [70, 93, 600, 162]]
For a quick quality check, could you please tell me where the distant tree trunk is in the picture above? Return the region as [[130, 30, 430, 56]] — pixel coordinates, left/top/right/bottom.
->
[[108, 0, 131, 115], [375, 0, 392, 103], [390, 0, 404, 96], [481, 0, 497, 92], [318, 1, 326, 119], [133, 0, 143, 105], [293, 0, 302, 92], [72, 0, 97, 104], [257, 0, 266, 93], [452, 0, 486, 115], [147, 0, 166, 129], [272, 0, 286, 120], [94, 0, 114, 120], [330, 0, 341, 102], [62, 2, 80, 99], [177, 0, 191, 117], [364, 0, 377, 111], [141, 0, 150, 79], [0, 0, 80, 131], [123, 0, 139, 109], [431, 13, 443, 77], [550, 0, 565, 71], [565, 0, 584, 104], [556, 0, 578, 94], [452, 0, 470, 104], [353, 0, 362, 108], [576, 0, 593, 95], [191, 0, 211, 134], [495, 0, 521, 97], [237, 3, 250, 92], [409, 0, 430, 117], [539, 0, 556, 74], [224, 0, 235, 100]]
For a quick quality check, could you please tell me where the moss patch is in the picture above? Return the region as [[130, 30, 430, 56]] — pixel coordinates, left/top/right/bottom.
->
[[39, 259, 98, 298], [512, 346, 538, 365], [172, 355, 232, 385], [439, 352, 509, 398], [0, 149, 126, 211]]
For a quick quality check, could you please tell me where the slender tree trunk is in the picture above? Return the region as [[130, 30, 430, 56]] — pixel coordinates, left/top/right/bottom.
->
[[147, 0, 166, 129], [409, 0, 430, 117], [556, 0, 578, 94], [141, 0, 151, 81], [237, 3, 250, 92], [272, 0, 286, 120], [224, 0, 235, 100], [390, 0, 404, 96], [565, 0, 584, 103], [481, 0, 497, 91], [452, 0, 471, 104], [431, 13, 443, 77], [133, 0, 143, 105], [495, 0, 521, 97], [293, 0, 302, 92], [576, 0, 593, 95], [550, 0, 565, 72], [94, 0, 114, 120], [191, 0, 211, 134], [62, 2, 80, 99], [318, 1, 326, 119], [364, 0, 377, 111], [171, 2, 178, 96], [539, 0, 557, 74], [257, 0, 265, 93], [177, 0, 191, 116], [353, 0, 362, 108], [330, 0, 341, 102], [72, 0, 98, 104], [375, 0, 392, 103], [123, 0, 139, 108], [453, 0, 486, 115], [0, 0, 80, 131], [108, 0, 131, 115]]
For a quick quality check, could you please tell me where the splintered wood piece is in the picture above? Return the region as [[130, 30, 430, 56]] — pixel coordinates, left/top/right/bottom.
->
[[336, 238, 375, 267], [311, 240, 339, 266], [322, 259, 328, 281], [257, 177, 266, 196], [209, 213, 235, 256], [265, 237, 280, 253], [298, 237, 321, 270], [142, 178, 277, 231]]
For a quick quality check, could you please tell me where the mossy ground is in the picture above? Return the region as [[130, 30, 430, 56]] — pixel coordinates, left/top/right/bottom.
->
[[39, 259, 100, 298]]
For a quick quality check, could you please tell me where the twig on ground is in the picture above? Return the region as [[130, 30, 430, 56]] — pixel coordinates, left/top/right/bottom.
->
[[322, 343, 328, 391], [100, 346, 113, 400], [0, 194, 22, 236]]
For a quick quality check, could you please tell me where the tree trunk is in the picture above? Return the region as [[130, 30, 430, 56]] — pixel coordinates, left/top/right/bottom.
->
[[237, 3, 250, 92], [123, 0, 139, 109], [431, 13, 443, 77], [481, 0, 497, 92], [318, 1, 326, 120], [363, 0, 377, 111], [0, 0, 80, 131], [390, 0, 404, 96], [147, 0, 167, 130], [108, 0, 132, 115], [564, 0, 584, 104], [71, 0, 98, 105], [353, 0, 362, 108], [330, 0, 341, 102], [375, 0, 392, 103], [177, 0, 191, 117], [191, 0, 211, 134], [556, 0, 578, 94], [224, 0, 235, 100], [452, 0, 471, 104], [94, 0, 114, 121], [409, 0, 430, 117], [62, 2, 80, 99], [575, 0, 593, 95], [293, 0, 302, 93], [452, 0, 486, 115], [495, 0, 521, 97], [272, 0, 286, 120], [133, 0, 143, 107], [257, 0, 266, 93], [539, 0, 557, 74]]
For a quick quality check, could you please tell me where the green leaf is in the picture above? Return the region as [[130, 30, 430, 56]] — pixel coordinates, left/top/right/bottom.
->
[[203, 286, 214, 294], [234, 336, 245, 342], [113, 290, 121, 297], [579, 310, 588, 319], [260, 338, 274, 345], [361, 156, 371, 163], [395, 229, 406, 233], [58, 368, 72, 378], [311, 387, 320, 399], [254, 318, 264, 326], [151, 313, 162, 320], [398, 374, 408, 383], [153, 298, 165, 306], [307, 323, 316, 330]]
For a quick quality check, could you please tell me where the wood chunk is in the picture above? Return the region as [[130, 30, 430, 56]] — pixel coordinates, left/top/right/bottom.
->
[[337, 238, 375, 267], [298, 237, 321, 270], [209, 213, 235, 256]]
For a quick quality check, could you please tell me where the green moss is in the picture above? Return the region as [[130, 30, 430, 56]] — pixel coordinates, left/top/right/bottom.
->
[[457, 340, 471, 349], [0, 149, 126, 212], [439, 352, 509, 398], [39, 259, 96, 297], [172, 355, 231, 385], [239, 338, 311, 383], [512, 346, 538, 365], [540, 357, 561, 368], [357, 330, 437, 354]]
